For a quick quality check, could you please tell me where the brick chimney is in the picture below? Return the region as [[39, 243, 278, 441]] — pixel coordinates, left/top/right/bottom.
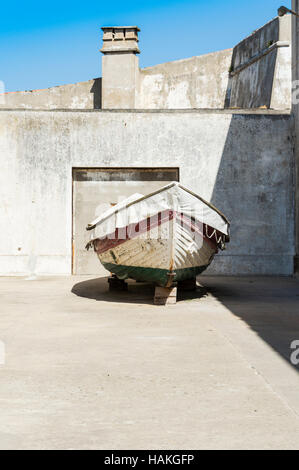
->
[[101, 26, 140, 109]]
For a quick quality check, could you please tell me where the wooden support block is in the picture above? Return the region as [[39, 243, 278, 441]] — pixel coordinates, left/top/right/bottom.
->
[[154, 286, 177, 305], [178, 278, 197, 291], [108, 275, 128, 291]]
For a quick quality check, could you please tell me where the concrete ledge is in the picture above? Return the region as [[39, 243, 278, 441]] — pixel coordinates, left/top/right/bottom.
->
[[0, 108, 291, 115]]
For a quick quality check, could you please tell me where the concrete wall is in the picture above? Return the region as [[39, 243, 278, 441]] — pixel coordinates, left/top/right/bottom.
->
[[0, 79, 102, 110], [137, 49, 233, 109], [0, 49, 233, 111], [0, 109, 294, 276], [227, 16, 292, 110], [0, 17, 291, 111]]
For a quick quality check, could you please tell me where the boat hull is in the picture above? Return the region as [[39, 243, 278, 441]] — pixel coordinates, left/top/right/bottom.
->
[[92, 210, 221, 287], [101, 262, 209, 286]]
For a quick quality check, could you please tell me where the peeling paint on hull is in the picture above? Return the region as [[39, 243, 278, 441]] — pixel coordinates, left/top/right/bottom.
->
[[94, 210, 221, 286]]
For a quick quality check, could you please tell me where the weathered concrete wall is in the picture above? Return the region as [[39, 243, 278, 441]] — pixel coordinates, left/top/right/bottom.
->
[[0, 49, 233, 111], [0, 17, 291, 111], [0, 79, 102, 110], [137, 49, 233, 109], [227, 16, 292, 110], [0, 109, 294, 276]]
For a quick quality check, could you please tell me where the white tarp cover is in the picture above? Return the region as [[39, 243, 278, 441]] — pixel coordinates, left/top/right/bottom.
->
[[87, 182, 230, 241]]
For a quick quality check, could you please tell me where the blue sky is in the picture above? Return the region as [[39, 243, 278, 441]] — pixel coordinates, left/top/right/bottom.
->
[[0, 0, 291, 92]]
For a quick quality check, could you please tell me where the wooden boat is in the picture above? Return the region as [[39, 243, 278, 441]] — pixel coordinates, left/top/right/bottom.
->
[[86, 182, 230, 287]]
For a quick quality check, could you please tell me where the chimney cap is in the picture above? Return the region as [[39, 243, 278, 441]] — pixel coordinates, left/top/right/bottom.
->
[[101, 26, 140, 31], [101, 26, 140, 54]]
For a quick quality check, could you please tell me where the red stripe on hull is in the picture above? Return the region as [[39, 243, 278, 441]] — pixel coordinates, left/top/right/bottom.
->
[[94, 210, 225, 255], [94, 210, 174, 254]]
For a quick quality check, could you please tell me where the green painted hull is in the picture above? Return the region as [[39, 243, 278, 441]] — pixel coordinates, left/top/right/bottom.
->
[[102, 262, 209, 287]]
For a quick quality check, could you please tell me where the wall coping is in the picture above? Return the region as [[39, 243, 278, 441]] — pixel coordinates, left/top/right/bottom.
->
[[0, 108, 291, 115]]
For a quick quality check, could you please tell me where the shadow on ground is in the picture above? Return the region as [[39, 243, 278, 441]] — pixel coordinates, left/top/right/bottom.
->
[[71, 276, 208, 305], [72, 275, 299, 371], [200, 276, 299, 371]]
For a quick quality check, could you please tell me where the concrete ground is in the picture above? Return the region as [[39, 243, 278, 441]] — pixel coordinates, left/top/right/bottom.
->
[[0, 275, 299, 450]]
